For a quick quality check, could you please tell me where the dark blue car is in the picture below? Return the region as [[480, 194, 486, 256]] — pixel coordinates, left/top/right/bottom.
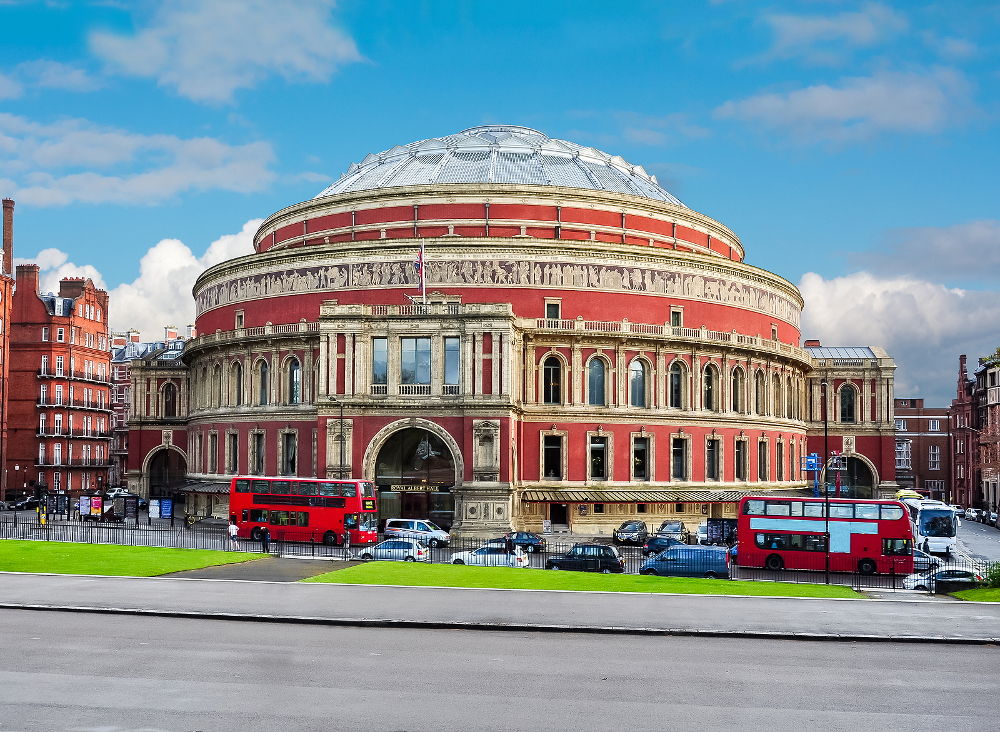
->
[[639, 545, 730, 579], [641, 535, 685, 557]]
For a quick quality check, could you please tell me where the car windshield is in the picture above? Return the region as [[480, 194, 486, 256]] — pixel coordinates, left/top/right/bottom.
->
[[424, 521, 443, 532], [660, 522, 683, 531], [920, 510, 956, 538]]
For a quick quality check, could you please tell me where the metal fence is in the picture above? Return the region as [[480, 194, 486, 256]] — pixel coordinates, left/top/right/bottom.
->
[[1, 516, 994, 594]]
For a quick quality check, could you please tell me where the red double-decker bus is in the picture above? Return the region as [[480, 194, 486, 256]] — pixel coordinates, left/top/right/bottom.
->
[[736, 496, 914, 575], [229, 476, 378, 545]]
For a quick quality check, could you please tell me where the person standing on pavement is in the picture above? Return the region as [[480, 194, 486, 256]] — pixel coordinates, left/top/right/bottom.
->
[[227, 519, 239, 550], [343, 528, 352, 560], [260, 526, 270, 554]]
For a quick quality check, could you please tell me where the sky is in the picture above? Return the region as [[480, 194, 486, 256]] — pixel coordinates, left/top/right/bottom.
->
[[2, 0, 998, 405]]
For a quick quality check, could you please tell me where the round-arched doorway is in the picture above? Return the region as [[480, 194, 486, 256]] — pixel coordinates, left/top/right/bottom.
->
[[147, 448, 187, 498], [374, 428, 457, 529], [825, 456, 876, 499]]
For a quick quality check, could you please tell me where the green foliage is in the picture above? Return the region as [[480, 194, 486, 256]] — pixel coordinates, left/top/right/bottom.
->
[[982, 562, 1000, 589], [303, 562, 863, 599]]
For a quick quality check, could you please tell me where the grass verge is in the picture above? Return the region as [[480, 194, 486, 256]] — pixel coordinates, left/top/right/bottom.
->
[[952, 587, 1000, 602], [302, 562, 863, 598], [0, 539, 264, 577]]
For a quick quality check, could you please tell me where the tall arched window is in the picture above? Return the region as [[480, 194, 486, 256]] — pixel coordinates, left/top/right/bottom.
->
[[669, 362, 684, 408], [840, 384, 857, 423], [257, 360, 270, 406], [231, 362, 243, 406], [731, 368, 745, 413], [212, 365, 223, 407], [287, 358, 301, 404], [785, 377, 794, 419], [629, 360, 647, 408], [163, 383, 177, 418], [772, 374, 783, 418], [542, 357, 562, 404], [755, 371, 766, 415], [703, 366, 717, 411], [587, 358, 606, 407]]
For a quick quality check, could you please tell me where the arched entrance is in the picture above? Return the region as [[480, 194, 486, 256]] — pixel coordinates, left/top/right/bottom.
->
[[147, 447, 187, 499], [373, 427, 458, 529], [824, 456, 877, 499]]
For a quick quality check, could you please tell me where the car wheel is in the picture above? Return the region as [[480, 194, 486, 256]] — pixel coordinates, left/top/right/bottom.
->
[[601, 568, 611, 574], [404, 556, 416, 562], [704, 572, 718, 579], [858, 559, 877, 576], [765, 554, 784, 571], [360, 553, 373, 561], [452, 559, 465, 564], [549, 565, 559, 570], [429, 539, 440, 548], [914, 585, 927, 592], [639, 569, 657, 576], [323, 531, 338, 547], [250, 527, 262, 541], [526, 544, 536, 553]]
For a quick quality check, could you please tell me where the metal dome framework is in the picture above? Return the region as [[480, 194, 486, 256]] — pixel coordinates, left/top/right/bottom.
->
[[315, 125, 685, 205]]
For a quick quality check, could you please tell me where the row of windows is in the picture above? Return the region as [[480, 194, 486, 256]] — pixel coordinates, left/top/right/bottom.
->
[[40, 355, 108, 380], [192, 357, 308, 412], [894, 418, 942, 431], [541, 434, 802, 482], [193, 431, 299, 477], [895, 441, 944, 471], [37, 443, 106, 464], [743, 499, 905, 520], [35, 470, 101, 492], [371, 336, 461, 386], [38, 385, 108, 409], [541, 356, 805, 417], [40, 325, 107, 349], [38, 413, 107, 434], [234, 478, 360, 497]]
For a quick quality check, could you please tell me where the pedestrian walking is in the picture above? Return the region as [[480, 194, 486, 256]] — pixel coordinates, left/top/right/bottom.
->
[[227, 519, 239, 550], [343, 529, 352, 560], [260, 526, 270, 554]]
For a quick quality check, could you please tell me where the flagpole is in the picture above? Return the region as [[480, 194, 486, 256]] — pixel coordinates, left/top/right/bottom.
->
[[420, 239, 427, 305]]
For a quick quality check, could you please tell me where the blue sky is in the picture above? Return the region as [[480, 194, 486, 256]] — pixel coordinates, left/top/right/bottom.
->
[[2, 0, 998, 403]]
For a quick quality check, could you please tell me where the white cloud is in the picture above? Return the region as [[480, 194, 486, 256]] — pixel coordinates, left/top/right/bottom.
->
[[0, 73, 21, 99], [799, 271, 1000, 403], [0, 113, 275, 206], [18, 219, 261, 338], [715, 68, 973, 141], [860, 220, 1000, 283], [761, 2, 908, 64], [90, 0, 361, 103], [0, 60, 99, 98]]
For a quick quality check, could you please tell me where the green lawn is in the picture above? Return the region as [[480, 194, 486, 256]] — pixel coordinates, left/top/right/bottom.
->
[[952, 587, 1000, 602], [0, 540, 264, 577], [302, 562, 863, 598]]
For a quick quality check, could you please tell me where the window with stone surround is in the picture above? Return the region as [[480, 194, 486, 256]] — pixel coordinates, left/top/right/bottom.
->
[[542, 433, 564, 479], [589, 435, 609, 480], [542, 356, 563, 404], [632, 436, 650, 480], [587, 357, 608, 407]]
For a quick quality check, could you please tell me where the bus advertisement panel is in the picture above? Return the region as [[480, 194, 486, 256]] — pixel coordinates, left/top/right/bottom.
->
[[737, 496, 914, 575], [229, 477, 378, 545]]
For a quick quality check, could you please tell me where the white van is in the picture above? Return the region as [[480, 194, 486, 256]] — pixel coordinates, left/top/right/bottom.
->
[[384, 518, 451, 547]]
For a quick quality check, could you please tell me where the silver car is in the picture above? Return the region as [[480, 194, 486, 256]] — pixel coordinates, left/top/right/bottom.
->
[[451, 545, 529, 568], [358, 538, 430, 562]]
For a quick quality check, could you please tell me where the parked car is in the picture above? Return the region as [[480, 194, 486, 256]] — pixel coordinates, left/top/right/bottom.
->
[[988, 510, 999, 526], [911, 548, 941, 573], [451, 545, 529, 568], [383, 518, 450, 547], [613, 520, 649, 546], [696, 521, 709, 545], [950, 504, 963, 514], [502, 531, 546, 553], [11, 498, 40, 511], [545, 543, 624, 573], [641, 535, 686, 557], [903, 568, 982, 593], [655, 520, 690, 543], [358, 538, 430, 562], [639, 545, 731, 579], [105, 490, 148, 510], [964, 508, 980, 521]]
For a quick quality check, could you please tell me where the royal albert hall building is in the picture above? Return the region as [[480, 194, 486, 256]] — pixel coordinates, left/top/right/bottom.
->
[[127, 125, 898, 537]]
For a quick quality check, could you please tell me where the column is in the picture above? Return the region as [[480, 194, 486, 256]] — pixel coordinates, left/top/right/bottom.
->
[[491, 331, 501, 396]]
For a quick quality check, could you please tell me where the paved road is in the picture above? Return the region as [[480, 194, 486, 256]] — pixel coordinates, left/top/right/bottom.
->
[[958, 518, 1000, 562], [1, 572, 997, 641], [0, 609, 996, 731]]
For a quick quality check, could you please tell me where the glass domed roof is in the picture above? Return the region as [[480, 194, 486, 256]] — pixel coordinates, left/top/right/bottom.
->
[[314, 125, 684, 206]]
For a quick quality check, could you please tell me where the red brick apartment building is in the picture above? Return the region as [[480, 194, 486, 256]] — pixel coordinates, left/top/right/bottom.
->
[[3, 264, 112, 501], [893, 398, 950, 502]]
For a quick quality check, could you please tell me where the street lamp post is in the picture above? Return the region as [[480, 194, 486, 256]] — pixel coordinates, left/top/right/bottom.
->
[[821, 379, 830, 585]]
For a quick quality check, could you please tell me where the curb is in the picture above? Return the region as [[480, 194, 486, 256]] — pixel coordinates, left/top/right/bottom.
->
[[1, 602, 996, 645]]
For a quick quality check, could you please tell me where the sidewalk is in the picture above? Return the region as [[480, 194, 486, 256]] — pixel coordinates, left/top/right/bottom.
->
[[0, 569, 996, 644]]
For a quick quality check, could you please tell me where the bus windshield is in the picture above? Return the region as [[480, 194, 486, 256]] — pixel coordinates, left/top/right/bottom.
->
[[919, 509, 956, 538]]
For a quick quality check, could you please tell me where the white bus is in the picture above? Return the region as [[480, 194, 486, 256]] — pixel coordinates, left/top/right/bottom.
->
[[902, 499, 959, 556]]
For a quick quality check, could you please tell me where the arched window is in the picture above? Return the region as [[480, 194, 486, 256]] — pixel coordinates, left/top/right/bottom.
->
[[212, 365, 223, 407], [754, 371, 766, 415], [629, 360, 647, 408], [772, 374, 783, 418], [703, 366, 717, 411], [163, 383, 177, 418], [731, 368, 745, 413], [257, 361, 270, 406], [587, 358, 606, 407], [542, 357, 562, 404], [840, 384, 857, 423], [785, 377, 794, 419], [231, 362, 243, 406], [669, 362, 685, 408], [287, 358, 301, 404]]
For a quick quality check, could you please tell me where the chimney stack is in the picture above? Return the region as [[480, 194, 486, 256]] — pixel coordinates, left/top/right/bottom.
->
[[164, 325, 178, 341], [128, 328, 141, 344], [186, 324, 196, 339], [2, 198, 13, 276]]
